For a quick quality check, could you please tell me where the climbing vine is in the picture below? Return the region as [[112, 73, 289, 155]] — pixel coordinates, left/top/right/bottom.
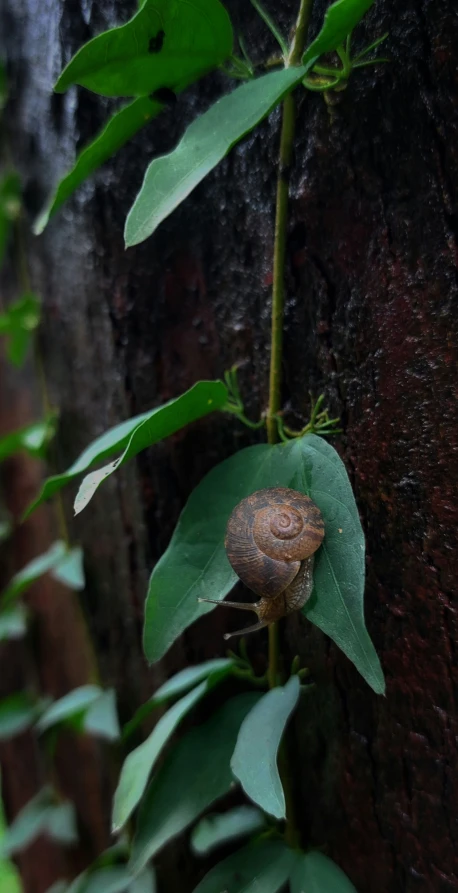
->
[[0, 1, 389, 890]]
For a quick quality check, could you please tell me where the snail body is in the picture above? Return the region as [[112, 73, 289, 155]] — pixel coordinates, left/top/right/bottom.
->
[[199, 487, 324, 639]]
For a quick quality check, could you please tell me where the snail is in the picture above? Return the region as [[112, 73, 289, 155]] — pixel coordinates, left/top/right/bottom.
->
[[199, 487, 324, 640]]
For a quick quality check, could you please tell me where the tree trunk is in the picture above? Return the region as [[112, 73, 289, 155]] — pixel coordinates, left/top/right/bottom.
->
[[1, 0, 457, 891]]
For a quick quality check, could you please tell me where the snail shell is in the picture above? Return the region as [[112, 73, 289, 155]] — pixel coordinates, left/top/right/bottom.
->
[[198, 488, 324, 638], [225, 487, 324, 602]]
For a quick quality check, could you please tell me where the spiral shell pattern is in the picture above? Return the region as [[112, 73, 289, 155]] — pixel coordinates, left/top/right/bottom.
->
[[225, 487, 324, 600]]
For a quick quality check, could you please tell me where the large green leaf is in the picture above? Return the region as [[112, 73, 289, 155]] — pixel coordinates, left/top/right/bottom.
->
[[0, 294, 40, 367], [0, 789, 77, 857], [74, 380, 227, 514], [35, 97, 162, 234], [290, 851, 358, 893], [112, 681, 208, 831], [191, 805, 265, 856], [143, 444, 298, 663], [55, 0, 233, 97], [231, 675, 300, 819], [192, 839, 295, 893], [0, 541, 84, 609], [0, 415, 57, 463], [122, 657, 234, 739], [129, 693, 259, 875], [303, 0, 375, 65], [143, 436, 384, 693], [0, 694, 40, 741], [24, 380, 227, 519], [125, 64, 314, 247]]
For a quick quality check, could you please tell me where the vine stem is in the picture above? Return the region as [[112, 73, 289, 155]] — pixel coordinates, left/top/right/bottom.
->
[[266, 0, 314, 850]]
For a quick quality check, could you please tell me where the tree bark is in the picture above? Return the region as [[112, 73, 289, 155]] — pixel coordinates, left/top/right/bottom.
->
[[1, 0, 457, 891]]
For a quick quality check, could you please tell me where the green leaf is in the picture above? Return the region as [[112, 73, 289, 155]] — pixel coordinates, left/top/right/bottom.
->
[[37, 685, 119, 741], [0, 173, 21, 268], [84, 689, 120, 741], [34, 97, 162, 234], [0, 415, 57, 463], [191, 839, 295, 893], [55, 0, 233, 97], [63, 866, 156, 893], [231, 675, 300, 819], [125, 65, 314, 247], [73, 381, 227, 515], [46, 802, 78, 845], [143, 435, 384, 693], [22, 382, 225, 520], [122, 657, 234, 739], [37, 685, 102, 732], [290, 851, 358, 893], [290, 435, 384, 695], [303, 0, 375, 65], [1, 542, 85, 609], [113, 680, 209, 831], [129, 692, 259, 875], [0, 606, 27, 642], [191, 805, 265, 856], [0, 789, 77, 857], [0, 693, 39, 741], [129, 868, 156, 893], [0, 294, 41, 367], [24, 409, 154, 519]]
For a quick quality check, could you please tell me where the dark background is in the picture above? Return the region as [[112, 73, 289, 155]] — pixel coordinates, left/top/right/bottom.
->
[[0, 0, 457, 890]]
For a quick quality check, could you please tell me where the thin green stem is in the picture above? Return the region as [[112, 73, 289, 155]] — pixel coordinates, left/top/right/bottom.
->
[[266, 0, 313, 446], [266, 0, 314, 851]]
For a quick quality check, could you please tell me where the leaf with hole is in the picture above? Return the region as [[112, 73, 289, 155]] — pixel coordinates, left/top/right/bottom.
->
[[303, 0, 375, 66], [55, 0, 233, 97], [129, 693, 259, 875], [122, 657, 234, 739], [125, 64, 314, 246], [0, 294, 41, 367], [113, 680, 209, 831], [231, 675, 300, 819], [24, 380, 227, 519], [1, 541, 84, 609], [192, 839, 295, 893], [143, 435, 384, 693], [191, 805, 265, 856], [0, 414, 57, 464], [35, 97, 162, 233], [74, 380, 227, 514], [290, 850, 358, 892]]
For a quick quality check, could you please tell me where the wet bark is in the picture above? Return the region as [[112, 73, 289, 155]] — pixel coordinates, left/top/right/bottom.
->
[[0, 0, 457, 891]]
